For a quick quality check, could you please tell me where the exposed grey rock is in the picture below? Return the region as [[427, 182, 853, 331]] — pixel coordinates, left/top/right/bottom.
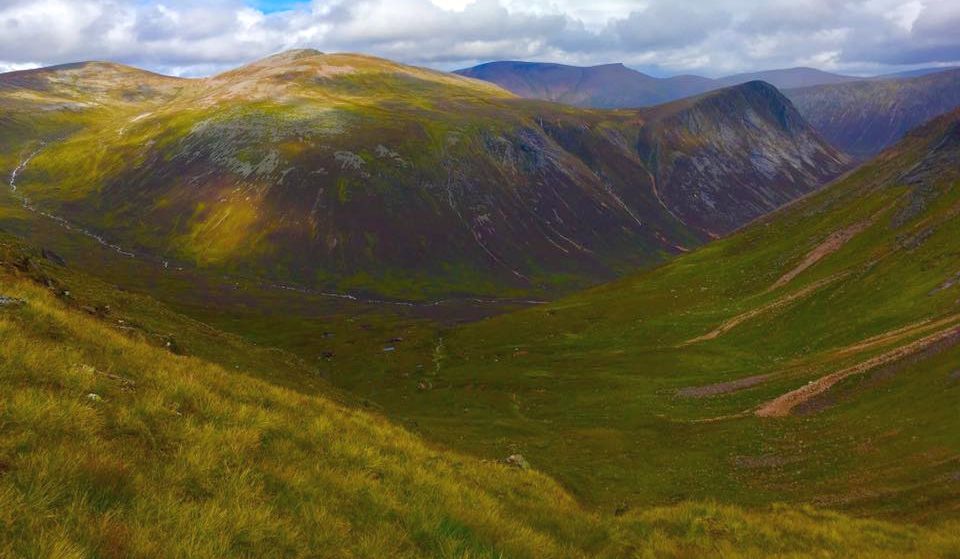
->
[[0, 296, 25, 308], [41, 248, 66, 266], [504, 454, 530, 469]]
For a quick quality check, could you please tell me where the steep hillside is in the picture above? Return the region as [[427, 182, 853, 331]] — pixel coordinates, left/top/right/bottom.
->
[[637, 81, 849, 233], [5, 235, 958, 557], [454, 61, 715, 108], [0, 50, 846, 299], [334, 109, 960, 523], [1, 52, 958, 557], [786, 68, 960, 157]]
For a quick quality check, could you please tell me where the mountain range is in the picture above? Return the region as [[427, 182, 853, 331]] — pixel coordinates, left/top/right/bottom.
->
[[458, 61, 960, 157], [0, 50, 846, 299]]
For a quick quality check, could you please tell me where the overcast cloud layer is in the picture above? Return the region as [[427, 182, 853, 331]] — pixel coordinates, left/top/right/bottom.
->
[[1, 0, 958, 77]]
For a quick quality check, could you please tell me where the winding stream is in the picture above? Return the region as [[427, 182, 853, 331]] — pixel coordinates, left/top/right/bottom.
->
[[8, 143, 136, 258]]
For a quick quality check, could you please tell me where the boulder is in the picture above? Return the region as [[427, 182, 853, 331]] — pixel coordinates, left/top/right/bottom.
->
[[504, 454, 529, 470]]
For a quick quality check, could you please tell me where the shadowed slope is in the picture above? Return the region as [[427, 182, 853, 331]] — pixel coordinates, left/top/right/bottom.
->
[[785, 68, 960, 157], [638, 81, 849, 234]]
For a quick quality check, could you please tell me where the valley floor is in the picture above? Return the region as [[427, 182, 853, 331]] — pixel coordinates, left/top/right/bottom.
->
[[2, 231, 959, 558]]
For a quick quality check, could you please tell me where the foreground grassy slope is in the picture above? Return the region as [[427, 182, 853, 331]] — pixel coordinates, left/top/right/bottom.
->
[[322, 110, 960, 522], [4, 238, 958, 557]]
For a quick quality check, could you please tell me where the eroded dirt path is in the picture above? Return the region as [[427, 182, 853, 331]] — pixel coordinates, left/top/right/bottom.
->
[[756, 323, 960, 417], [766, 219, 873, 293], [680, 314, 960, 419], [829, 314, 960, 359], [682, 273, 845, 346], [676, 373, 773, 398]]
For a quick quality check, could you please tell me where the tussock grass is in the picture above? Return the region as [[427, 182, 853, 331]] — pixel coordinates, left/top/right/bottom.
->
[[2, 263, 958, 557]]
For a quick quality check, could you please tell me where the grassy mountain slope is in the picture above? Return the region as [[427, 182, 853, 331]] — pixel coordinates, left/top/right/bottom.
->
[[1, 50, 846, 300], [785, 68, 960, 157], [326, 109, 960, 523], [5, 237, 958, 557], [0, 53, 958, 556]]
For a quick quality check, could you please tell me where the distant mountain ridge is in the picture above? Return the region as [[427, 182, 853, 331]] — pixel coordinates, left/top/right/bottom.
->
[[872, 66, 960, 80], [455, 62, 860, 108], [455, 61, 716, 108], [714, 67, 860, 89]]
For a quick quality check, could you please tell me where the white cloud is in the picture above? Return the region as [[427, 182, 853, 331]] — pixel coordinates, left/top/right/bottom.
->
[[0, 0, 957, 77], [0, 61, 41, 73]]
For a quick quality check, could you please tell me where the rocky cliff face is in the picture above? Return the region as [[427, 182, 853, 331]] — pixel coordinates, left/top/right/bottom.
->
[[639, 81, 850, 235], [0, 51, 848, 297]]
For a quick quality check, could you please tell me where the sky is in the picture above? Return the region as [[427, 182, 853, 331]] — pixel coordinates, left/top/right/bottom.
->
[[0, 0, 958, 77]]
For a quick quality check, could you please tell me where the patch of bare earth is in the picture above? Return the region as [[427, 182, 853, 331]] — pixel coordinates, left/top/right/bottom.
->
[[830, 314, 960, 359], [767, 218, 874, 293], [732, 454, 800, 469], [756, 324, 960, 417], [677, 373, 773, 398], [796, 327, 960, 416]]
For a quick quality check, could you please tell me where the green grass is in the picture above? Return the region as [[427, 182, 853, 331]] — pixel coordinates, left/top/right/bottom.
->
[[287, 111, 960, 521], [2, 235, 959, 557]]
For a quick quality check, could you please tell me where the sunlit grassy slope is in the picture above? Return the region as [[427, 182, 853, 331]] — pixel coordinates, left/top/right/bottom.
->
[[317, 109, 960, 523], [4, 238, 958, 557]]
